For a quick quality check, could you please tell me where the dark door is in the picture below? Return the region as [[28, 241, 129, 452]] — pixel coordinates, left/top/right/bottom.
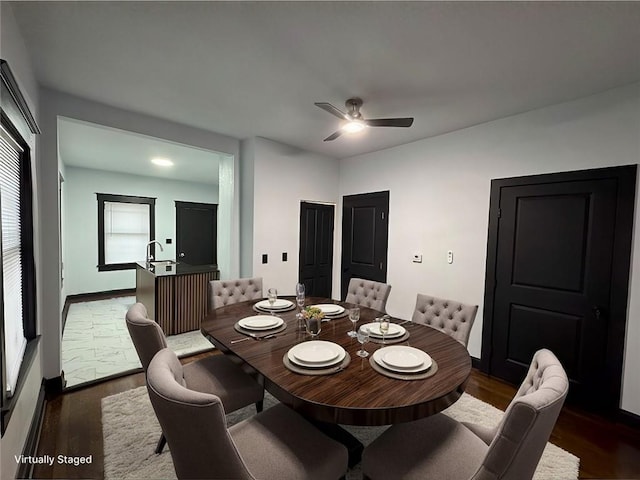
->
[[175, 201, 217, 266], [482, 166, 635, 411], [341, 191, 389, 300], [298, 202, 334, 297]]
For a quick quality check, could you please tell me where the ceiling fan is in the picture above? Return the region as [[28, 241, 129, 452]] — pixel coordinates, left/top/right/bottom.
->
[[314, 97, 414, 141]]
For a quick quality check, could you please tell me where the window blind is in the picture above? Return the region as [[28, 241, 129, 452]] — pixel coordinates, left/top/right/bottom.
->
[[1, 125, 26, 398], [104, 201, 150, 264]]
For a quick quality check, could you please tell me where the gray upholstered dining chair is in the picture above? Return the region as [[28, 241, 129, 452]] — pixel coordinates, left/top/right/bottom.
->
[[345, 277, 392, 313], [146, 347, 349, 480], [362, 348, 568, 480], [209, 277, 263, 311], [411, 293, 478, 347], [125, 303, 264, 454]]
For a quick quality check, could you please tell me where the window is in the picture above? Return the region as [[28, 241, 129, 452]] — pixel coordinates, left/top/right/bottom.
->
[[97, 194, 156, 271], [1, 59, 39, 434]]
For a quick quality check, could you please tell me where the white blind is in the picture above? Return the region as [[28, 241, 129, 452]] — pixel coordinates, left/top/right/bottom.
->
[[1, 126, 26, 398], [104, 201, 150, 264]]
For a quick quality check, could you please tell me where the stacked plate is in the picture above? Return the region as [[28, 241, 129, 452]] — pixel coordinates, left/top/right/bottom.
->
[[309, 303, 346, 319], [372, 346, 432, 374], [254, 298, 294, 313], [237, 315, 284, 331], [361, 322, 407, 340], [287, 341, 346, 369]]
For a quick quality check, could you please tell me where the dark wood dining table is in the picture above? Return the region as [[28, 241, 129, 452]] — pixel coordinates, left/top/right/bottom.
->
[[201, 297, 471, 427]]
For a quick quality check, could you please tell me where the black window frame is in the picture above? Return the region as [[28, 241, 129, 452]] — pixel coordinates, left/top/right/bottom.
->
[[1, 59, 39, 436], [97, 193, 156, 272]]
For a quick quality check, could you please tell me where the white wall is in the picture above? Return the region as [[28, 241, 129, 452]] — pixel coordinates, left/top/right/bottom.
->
[[63, 166, 218, 295], [249, 138, 340, 295], [0, 3, 44, 479], [338, 82, 640, 414], [39, 89, 241, 380]]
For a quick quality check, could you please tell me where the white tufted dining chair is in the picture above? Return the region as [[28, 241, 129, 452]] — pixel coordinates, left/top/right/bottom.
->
[[362, 349, 569, 480], [147, 348, 349, 480], [126, 303, 264, 454], [411, 294, 478, 347], [209, 277, 263, 311], [345, 278, 392, 313]]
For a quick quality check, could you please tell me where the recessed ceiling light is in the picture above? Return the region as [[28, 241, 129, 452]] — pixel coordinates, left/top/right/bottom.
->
[[151, 157, 174, 167]]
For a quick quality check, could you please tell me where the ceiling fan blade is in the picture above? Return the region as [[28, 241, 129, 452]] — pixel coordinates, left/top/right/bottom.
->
[[315, 102, 349, 120], [323, 130, 343, 142], [365, 117, 414, 128]]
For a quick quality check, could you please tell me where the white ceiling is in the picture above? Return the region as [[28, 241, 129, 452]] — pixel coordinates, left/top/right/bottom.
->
[[10, 1, 640, 159], [58, 118, 222, 185]]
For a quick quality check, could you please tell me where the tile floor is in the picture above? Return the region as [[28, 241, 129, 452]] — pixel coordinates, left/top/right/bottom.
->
[[62, 295, 214, 387]]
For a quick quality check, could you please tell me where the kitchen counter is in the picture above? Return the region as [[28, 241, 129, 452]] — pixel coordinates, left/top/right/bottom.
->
[[135, 260, 219, 277]]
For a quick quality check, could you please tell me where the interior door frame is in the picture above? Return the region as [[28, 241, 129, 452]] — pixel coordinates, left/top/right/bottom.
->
[[480, 165, 636, 412]]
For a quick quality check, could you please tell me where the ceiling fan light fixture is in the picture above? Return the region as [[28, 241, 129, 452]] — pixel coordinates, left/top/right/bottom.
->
[[342, 120, 367, 134]]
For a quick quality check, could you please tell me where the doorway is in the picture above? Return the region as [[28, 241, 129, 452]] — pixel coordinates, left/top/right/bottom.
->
[[175, 201, 218, 266], [341, 191, 390, 299], [481, 165, 636, 412], [298, 202, 335, 297]]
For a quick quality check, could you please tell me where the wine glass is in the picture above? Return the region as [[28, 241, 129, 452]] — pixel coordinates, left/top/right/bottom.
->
[[356, 326, 370, 358], [348, 307, 360, 338], [295, 283, 305, 328], [379, 315, 390, 344], [267, 288, 278, 315]]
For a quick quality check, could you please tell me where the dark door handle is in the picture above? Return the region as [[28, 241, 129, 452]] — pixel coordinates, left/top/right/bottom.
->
[[592, 306, 605, 320]]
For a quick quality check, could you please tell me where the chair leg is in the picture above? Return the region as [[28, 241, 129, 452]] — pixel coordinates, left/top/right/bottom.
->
[[255, 400, 264, 413], [155, 433, 167, 454]]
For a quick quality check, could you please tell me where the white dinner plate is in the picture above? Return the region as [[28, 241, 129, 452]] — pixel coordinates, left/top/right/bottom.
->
[[310, 304, 345, 316], [360, 322, 406, 338], [255, 299, 293, 310], [373, 346, 432, 373], [238, 315, 284, 330], [287, 341, 346, 368]]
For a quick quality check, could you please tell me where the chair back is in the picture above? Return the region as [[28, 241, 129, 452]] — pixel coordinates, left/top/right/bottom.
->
[[125, 303, 167, 371], [209, 277, 263, 310], [472, 349, 569, 480], [345, 278, 392, 313], [146, 348, 253, 479], [411, 294, 478, 347]]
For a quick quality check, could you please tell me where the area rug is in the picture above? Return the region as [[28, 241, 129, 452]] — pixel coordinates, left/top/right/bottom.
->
[[102, 387, 579, 480]]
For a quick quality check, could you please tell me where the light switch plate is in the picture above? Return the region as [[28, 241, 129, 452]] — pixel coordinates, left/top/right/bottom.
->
[[412, 254, 422, 263], [447, 250, 454, 264]]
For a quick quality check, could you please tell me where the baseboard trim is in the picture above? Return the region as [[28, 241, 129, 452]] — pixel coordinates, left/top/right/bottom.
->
[[619, 408, 640, 429], [62, 288, 136, 332], [15, 381, 46, 480], [471, 356, 481, 370], [44, 375, 65, 395]]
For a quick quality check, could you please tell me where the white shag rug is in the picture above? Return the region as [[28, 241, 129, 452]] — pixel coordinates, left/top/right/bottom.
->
[[102, 387, 579, 480]]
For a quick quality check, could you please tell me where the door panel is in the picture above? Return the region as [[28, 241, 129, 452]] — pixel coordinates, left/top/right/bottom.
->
[[175, 201, 217, 266], [298, 202, 334, 297], [483, 166, 636, 411], [341, 191, 389, 299]]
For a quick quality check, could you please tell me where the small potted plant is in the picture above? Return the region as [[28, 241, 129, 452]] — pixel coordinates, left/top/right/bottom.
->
[[302, 306, 324, 337]]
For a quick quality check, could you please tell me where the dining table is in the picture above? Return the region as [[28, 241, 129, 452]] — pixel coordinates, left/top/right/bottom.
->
[[200, 296, 472, 427]]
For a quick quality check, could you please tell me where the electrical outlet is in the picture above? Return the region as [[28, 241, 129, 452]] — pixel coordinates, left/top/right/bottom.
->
[[412, 254, 422, 263], [447, 250, 454, 264]]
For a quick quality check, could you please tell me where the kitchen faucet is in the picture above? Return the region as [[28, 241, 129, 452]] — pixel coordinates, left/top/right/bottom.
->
[[146, 240, 164, 264]]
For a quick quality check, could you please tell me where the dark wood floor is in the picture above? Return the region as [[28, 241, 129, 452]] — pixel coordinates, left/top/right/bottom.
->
[[31, 352, 640, 479]]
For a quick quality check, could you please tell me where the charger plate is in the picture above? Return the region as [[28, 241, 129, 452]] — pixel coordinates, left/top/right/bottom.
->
[[283, 352, 351, 376], [369, 356, 439, 381]]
